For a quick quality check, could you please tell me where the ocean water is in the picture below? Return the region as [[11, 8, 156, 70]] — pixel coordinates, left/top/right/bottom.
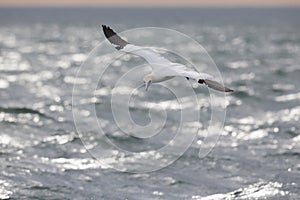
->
[[0, 7, 300, 199]]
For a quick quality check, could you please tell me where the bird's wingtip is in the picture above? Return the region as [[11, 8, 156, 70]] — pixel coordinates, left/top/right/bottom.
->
[[101, 25, 129, 49], [102, 25, 112, 30], [225, 88, 234, 92]]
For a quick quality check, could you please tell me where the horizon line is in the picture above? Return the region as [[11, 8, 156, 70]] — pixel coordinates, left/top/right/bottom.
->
[[1, 5, 300, 8]]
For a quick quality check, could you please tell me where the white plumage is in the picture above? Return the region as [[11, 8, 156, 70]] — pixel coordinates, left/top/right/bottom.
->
[[102, 25, 233, 92]]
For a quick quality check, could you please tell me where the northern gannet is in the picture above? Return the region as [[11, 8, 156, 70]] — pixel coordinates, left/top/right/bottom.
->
[[102, 25, 233, 92]]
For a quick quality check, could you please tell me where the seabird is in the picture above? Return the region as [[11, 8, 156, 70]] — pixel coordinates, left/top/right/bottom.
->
[[102, 25, 233, 92]]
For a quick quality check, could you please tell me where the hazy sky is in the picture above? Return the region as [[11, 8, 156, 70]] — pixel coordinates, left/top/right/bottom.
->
[[0, 0, 299, 7]]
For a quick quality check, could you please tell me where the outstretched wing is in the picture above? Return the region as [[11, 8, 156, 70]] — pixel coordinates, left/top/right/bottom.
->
[[165, 63, 234, 92], [102, 25, 129, 50], [102, 25, 172, 66], [102, 25, 233, 93]]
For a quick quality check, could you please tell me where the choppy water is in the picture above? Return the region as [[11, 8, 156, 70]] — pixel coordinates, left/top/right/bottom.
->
[[0, 7, 300, 199]]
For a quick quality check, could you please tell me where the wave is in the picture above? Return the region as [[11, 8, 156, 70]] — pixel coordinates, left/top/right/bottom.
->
[[0, 106, 56, 120]]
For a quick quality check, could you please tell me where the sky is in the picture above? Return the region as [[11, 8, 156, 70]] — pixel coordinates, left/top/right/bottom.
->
[[0, 0, 299, 7]]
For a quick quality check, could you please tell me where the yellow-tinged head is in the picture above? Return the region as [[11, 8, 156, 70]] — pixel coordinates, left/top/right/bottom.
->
[[143, 74, 153, 91]]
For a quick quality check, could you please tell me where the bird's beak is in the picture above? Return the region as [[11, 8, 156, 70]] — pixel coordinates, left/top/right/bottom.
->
[[145, 81, 151, 91]]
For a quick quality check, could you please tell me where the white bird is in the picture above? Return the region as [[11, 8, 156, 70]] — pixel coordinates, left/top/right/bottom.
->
[[102, 25, 233, 93]]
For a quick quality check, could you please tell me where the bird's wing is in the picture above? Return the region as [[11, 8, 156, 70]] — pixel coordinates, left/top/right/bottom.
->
[[163, 63, 234, 92], [102, 25, 233, 92], [102, 25, 129, 50], [102, 25, 173, 66], [203, 79, 234, 92], [122, 44, 173, 66], [165, 63, 213, 80]]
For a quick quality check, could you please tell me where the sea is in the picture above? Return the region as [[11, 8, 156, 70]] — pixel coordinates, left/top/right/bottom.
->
[[0, 7, 299, 199]]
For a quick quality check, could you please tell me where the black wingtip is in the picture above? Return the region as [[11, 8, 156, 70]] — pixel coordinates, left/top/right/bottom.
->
[[102, 25, 110, 31], [203, 79, 234, 93], [101, 25, 129, 50], [225, 88, 234, 92], [102, 24, 108, 32], [102, 25, 116, 38]]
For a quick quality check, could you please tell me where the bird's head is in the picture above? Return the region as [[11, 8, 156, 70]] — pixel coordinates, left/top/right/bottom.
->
[[143, 75, 153, 91]]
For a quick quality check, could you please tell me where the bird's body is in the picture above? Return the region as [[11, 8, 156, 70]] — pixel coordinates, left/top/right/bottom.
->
[[102, 25, 234, 92]]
